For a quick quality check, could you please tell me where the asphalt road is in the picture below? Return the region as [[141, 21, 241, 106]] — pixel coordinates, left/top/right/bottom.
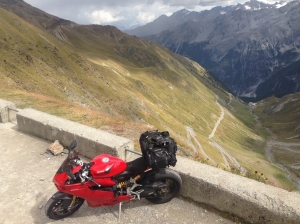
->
[[0, 122, 235, 224]]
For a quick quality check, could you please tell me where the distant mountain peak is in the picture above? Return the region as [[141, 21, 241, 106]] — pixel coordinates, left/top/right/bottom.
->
[[173, 8, 191, 16], [237, 0, 272, 11], [274, 1, 291, 8], [239, 0, 292, 11]]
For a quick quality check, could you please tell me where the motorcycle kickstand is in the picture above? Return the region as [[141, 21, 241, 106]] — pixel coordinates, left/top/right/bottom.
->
[[118, 202, 122, 222]]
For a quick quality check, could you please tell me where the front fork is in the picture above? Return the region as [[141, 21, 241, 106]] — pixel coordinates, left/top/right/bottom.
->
[[51, 191, 76, 211], [68, 195, 77, 209]]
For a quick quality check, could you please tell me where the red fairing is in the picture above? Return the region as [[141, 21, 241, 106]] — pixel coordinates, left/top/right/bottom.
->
[[53, 166, 82, 190], [62, 183, 132, 207], [90, 154, 127, 179], [53, 172, 68, 190]]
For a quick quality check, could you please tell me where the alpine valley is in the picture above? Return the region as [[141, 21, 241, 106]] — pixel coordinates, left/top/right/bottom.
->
[[0, 0, 299, 190], [127, 0, 300, 102]]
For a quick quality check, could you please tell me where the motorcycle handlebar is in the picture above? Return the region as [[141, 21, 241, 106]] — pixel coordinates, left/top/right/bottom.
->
[[88, 177, 101, 188], [67, 170, 76, 180], [78, 162, 100, 187]]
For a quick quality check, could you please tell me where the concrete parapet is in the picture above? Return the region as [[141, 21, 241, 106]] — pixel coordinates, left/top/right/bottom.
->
[[174, 157, 300, 224], [16, 108, 134, 159], [0, 99, 17, 123]]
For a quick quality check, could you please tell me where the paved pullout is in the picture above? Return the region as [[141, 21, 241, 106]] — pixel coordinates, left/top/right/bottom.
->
[[0, 122, 234, 224]]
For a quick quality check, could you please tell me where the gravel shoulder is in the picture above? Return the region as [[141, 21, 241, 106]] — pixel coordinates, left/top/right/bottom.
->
[[0, 122, 235, 224]]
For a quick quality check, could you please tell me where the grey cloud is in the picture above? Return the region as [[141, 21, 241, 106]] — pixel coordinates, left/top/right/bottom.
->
[[23, 0, 287, 29]]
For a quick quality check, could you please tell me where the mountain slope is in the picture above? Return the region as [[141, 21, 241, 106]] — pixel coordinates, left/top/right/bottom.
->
[[141, 0, 300, 102], [253, 92, 300, 188], [254, 59, 300, 101], [124, 9, 210, 37], [0, 1, 294, 189]]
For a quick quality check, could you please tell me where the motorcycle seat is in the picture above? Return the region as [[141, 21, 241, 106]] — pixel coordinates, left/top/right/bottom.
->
[[126, 156, 147, 173]]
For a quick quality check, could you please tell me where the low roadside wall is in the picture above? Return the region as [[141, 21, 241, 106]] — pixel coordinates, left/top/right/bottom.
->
[[16, 108, 134, 160], [0, 99, 17, 123], [1, 102, 298, 224], [173, 157, 300, 224]]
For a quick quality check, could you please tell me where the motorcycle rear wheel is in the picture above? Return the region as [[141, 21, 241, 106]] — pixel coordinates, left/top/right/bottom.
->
[[146, 168, 182, 204], [45, 196, 84, 220]]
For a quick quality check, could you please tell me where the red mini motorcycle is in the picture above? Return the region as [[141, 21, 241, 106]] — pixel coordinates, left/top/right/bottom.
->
[[45, 139, 182, 220]]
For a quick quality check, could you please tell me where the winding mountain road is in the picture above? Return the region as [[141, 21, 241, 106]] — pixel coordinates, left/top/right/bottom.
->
[[185, 126, 217, 165], [266, 139, 300, 190], [186, 95, 246, 173], [209, 101, 224, 139]]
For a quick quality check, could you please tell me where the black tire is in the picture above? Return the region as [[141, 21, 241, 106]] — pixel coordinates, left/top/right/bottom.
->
[[45, 196, 84, 220], [146, 168, 182, 204]]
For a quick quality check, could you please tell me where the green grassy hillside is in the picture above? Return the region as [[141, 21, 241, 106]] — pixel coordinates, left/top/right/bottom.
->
[[253, 93, 300, 189], [254, 93, 300, 142], [0, 6, 294, 190]]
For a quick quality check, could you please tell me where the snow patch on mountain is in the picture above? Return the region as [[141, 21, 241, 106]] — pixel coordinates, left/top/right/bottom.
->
[[275, 2, 289, 8]]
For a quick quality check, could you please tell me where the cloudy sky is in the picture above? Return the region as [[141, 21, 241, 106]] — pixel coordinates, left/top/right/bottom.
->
[[23, 0, 290, 30]]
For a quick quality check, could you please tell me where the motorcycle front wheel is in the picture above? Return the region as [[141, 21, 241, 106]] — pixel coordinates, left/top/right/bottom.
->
[[146, 168, 182, 204], [45, 196, 84, 220]]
